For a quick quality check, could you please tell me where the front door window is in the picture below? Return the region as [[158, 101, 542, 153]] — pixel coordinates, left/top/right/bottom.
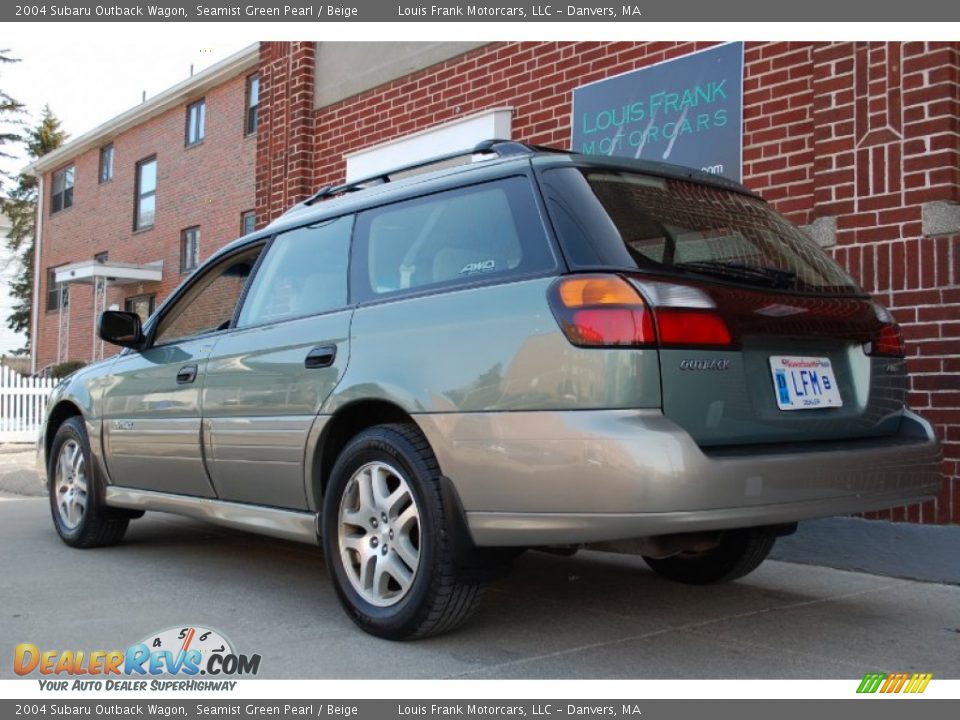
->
[[154, 246, 262, 346]]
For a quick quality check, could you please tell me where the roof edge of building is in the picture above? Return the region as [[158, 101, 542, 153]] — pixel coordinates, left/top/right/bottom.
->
[[24, 43, 260, 176]]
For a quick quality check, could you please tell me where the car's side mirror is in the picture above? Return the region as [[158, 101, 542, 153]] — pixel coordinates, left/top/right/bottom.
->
[[99, 311, 145, 349]]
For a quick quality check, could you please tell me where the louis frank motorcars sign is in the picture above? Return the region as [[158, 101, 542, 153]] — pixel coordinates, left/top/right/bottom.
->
[[572, 42, 744, 183]]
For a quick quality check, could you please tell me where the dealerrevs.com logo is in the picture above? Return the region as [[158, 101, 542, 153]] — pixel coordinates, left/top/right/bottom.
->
[[14, 626, 260, 691]]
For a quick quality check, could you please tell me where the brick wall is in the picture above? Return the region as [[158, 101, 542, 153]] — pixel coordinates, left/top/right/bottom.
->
[[257, 40, 960, 524], [255, 42, 316, 225], [36, 71, 257, 370]]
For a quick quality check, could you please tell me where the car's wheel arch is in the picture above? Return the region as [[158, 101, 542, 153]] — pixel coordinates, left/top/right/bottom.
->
[[44, 400, 85, 473], [309, 399, 502, 571], [310, 399, 422, 511]]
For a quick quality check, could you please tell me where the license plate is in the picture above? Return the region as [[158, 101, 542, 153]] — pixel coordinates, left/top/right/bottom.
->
[[769, 356, 843, 410]]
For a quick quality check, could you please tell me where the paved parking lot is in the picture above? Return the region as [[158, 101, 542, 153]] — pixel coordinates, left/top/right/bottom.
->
[[2, 492, 958, 679]]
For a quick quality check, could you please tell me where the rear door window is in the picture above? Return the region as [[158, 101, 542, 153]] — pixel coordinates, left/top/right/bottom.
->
[[236, 215, 352, 328], [353, 177, 556, 301]]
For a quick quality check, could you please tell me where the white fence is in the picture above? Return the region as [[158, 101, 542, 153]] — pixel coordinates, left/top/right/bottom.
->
[[0, 365, 56, 443]]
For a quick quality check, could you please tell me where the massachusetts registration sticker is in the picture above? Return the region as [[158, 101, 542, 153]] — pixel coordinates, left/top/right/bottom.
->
[[769, 356, 843, 410]]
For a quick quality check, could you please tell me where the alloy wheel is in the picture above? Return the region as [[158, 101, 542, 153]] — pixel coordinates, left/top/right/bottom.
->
[[55, 439, 88, 530], [337, 461, 421, 607]]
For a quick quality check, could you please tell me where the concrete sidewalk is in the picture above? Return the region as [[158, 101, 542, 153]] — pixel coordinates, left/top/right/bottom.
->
[[2, 444, 958, 585], [1, 495, 958, 679], [772, 516, 960, 586], [0, 445, 41, 497]]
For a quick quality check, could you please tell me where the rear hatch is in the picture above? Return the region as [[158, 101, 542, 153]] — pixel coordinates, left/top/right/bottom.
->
[[539, 162, 906, 447]]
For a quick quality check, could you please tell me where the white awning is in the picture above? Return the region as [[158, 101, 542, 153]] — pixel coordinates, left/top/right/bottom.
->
[[54, 260, 163, 286]]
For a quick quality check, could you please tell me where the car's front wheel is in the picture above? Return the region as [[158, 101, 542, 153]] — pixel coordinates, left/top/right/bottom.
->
[[48, 416, 130, 548], [321, 423, 485, 639], [642, 528, 776, 585]]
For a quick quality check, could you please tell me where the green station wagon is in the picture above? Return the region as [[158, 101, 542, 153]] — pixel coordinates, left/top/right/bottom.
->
[[39, 140, 942, 638]]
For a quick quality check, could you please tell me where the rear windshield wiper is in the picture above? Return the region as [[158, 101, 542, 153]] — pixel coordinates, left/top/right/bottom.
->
[[674, 260, 797, 289]]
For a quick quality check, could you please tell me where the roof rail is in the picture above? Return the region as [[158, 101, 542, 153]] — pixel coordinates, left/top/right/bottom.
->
[[303, 139, 551, 206]]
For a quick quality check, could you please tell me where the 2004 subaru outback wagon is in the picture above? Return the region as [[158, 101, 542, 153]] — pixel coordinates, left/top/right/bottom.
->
[[39, 140, 942, 639]]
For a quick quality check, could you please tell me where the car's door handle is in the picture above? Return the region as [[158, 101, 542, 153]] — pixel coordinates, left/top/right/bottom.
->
[[176, 364, 199, 384], [305, 345, 337, 369]]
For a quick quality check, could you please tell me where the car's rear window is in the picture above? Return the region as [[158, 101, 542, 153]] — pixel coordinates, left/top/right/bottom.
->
[[542, 167, 862, 296], [352, 176, 556, 301]]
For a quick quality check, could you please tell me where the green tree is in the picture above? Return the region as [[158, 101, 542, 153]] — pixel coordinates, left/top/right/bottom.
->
[[0, 49, 24, 190], [2, 106, 67, 354]]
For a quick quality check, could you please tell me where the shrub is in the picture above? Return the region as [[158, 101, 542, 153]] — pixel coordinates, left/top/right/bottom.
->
[[50, 361, 86, 379]]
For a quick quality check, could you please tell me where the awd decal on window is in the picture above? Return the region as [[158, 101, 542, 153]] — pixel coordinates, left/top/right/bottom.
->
[[460, 260, 496, 275]]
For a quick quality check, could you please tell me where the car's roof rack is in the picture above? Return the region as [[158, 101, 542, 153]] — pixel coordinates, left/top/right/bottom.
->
[[303, 139, 546, 205], [300, 138, 753, 208]]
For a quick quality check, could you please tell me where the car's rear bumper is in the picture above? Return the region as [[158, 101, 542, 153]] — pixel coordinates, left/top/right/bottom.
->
[[416, 408, 942, 546]]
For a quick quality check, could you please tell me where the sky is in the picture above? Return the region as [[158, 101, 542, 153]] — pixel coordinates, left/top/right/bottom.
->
[[1, 39, 244, 176], [0, 39, 245, 355]]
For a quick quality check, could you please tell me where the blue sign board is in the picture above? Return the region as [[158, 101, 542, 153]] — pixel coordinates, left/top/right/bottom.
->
[[571, 43, 744, 183]]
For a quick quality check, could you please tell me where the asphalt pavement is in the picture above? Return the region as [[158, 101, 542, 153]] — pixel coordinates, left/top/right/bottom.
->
[[2, 492, 958, 679]]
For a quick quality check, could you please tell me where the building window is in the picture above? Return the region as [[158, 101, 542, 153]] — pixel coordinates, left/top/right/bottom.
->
[[185, 99, 206, 146], [51, 165, 74, 213], [241, 210, 256, 236], [134, 156, 157, 230], [245, 73, 259, 135], [46, 268, 68, 311], [94, 251, 109, 263], [181, 226, 200, 273], [99, 144, 114, 183], [125, 294, 156, 324]]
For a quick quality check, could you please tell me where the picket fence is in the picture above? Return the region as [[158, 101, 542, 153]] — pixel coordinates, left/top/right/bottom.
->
[[0, 365, 56, 443]]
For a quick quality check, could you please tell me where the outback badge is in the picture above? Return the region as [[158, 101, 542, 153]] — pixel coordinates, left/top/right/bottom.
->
[[679, 359, 731, 371]]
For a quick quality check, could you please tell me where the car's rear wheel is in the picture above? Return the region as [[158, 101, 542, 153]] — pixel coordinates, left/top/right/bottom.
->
[[642, 528, 776, 585], [48, 416, 130, 548], [321, 423, 484, 639]]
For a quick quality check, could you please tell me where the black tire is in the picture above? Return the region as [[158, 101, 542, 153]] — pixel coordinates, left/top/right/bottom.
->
[[642, 528, 776, 585], [48, 417, 130, 548], [321, 423, 484, 640]]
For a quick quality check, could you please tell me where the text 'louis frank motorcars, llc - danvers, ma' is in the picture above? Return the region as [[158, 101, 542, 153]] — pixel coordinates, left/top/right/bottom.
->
[[36, 140, 942, 640]]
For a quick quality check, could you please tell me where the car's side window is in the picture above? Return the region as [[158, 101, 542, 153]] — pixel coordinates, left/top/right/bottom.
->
[[153, 245, 263, 346], [353, 176, 555, 301], [236, 215, 352, 328]]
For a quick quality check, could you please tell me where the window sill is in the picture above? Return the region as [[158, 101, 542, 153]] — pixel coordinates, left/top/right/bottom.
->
[[49, 205, 75, 217], [185, 140, 205, 150], [133, 225, 155, 235]]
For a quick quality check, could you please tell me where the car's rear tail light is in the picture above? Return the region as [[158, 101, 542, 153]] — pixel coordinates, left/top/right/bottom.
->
[[549, 275, 734, 349], [655, 309, 733, 346], [549, 275, 655, 347], [867, 304, 905, 358]]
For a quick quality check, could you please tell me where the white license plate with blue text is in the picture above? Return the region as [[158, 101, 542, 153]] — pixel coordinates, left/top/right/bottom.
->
[[769, 356, 843, 410]]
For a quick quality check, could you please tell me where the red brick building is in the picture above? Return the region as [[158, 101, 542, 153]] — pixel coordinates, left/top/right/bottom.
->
[[27, 40, 960, 524], [28, 44, 259, 371], [254, 41, 960, 524]]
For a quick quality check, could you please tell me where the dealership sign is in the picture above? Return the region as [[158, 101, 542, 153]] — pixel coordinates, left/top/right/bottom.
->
[[572, 43, 744, 182]]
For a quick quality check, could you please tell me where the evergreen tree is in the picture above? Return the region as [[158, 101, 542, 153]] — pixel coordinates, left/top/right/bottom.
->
[[0, 50, 24, 189], [2, 106, 67, 354]]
